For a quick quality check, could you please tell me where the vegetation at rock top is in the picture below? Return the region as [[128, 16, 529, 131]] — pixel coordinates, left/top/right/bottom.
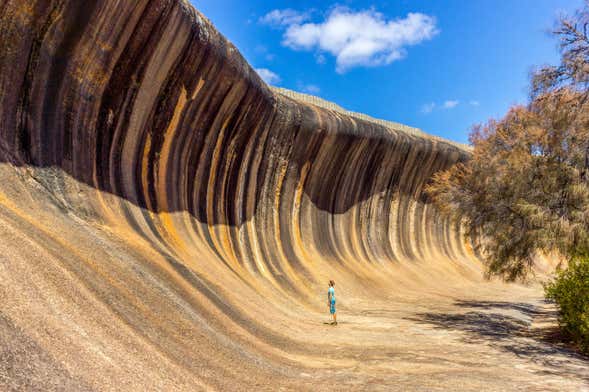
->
[[427, 1, 589, 353]]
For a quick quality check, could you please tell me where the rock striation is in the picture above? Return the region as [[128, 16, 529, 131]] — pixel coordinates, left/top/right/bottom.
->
[[1, 1, 585, 391], [0, 0, 471, 271]]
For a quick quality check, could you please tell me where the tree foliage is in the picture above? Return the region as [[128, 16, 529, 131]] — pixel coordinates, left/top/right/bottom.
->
[[545, 255, 589, 354], [531, 2, 589, 99], [426, 2, 589, 280]]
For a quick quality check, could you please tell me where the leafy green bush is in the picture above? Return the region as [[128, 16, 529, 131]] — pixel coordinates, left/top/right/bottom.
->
[[544, 257, 589, 354]]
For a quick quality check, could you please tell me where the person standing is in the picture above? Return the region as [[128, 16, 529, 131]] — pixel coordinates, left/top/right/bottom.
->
[[327, 280, 337, 325]]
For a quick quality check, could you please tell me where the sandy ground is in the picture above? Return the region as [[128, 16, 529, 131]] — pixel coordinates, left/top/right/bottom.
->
[[0, 164, 586, 391]]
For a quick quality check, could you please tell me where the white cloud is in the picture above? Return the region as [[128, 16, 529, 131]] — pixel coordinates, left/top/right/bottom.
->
[[302, 84, 321, 94], [273, 7, 438, 73], [469, 100, 480, 106], [259, 9, 309, 27], [255, 68, 281, 84], [421, 99, 464, 113], [295, 81, 321, 94], [421, 102, 436, 114], [443, 100, 459, 109]]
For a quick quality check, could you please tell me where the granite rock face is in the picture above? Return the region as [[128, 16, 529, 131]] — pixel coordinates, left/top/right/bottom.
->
[[1, 1, 585, 391], [0, 0, 470, 271]]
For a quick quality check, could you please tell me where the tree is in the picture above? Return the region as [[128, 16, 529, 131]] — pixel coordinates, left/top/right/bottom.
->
[[427, 2, 589, 354], [426, 2, 589, 281]]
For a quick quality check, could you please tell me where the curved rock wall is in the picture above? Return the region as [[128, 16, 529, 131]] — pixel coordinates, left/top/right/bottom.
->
[[0, 0, 471, 276], [0, 0, 484, 390]]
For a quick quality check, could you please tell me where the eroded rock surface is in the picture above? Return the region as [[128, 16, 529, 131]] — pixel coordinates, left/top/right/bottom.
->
[[0, 1, 586, 390]]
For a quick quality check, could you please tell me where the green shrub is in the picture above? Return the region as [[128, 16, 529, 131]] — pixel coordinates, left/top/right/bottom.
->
[[544, 257, 589, 354]]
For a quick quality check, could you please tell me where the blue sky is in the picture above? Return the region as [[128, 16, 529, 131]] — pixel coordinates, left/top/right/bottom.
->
[[193, 1, 583, 144]]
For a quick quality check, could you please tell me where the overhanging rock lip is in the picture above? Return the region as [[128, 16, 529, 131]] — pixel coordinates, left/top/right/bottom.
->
[[181, 2, 469, 153]]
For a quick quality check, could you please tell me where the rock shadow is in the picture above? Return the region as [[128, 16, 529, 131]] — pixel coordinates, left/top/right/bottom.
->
[[406, 300, 589, 383]]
